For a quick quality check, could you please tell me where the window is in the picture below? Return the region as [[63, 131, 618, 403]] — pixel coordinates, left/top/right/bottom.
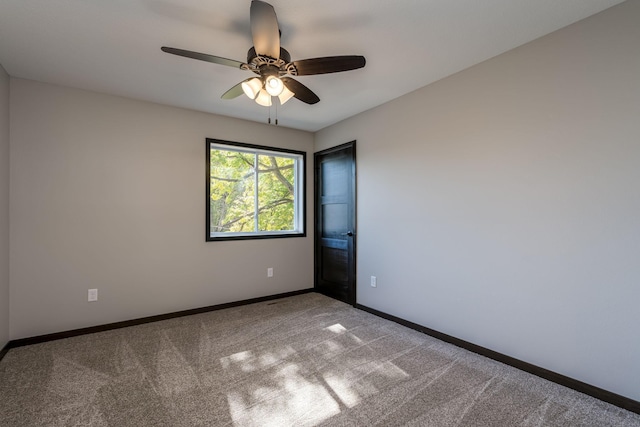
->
[[206, 139, 306, 241]]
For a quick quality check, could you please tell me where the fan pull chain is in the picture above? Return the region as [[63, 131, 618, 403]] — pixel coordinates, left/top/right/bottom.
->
[[266, 98, 279, 125]]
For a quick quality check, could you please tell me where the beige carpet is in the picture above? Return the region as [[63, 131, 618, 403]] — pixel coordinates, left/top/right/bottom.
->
[[1, 293, 639, 426]]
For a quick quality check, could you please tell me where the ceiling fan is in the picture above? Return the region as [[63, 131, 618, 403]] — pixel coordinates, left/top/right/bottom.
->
[[161, 0, 366, 106]]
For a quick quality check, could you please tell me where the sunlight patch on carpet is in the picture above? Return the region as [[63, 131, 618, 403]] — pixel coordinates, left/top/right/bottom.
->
[[226, 363, 340, 426]]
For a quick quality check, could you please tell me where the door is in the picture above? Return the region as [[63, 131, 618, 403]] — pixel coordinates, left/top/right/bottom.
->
[[314, 141, 356, 305]]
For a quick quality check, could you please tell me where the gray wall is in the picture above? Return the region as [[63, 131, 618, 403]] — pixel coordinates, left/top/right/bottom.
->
[[9, 79, 314, 340], [0, 65, 9, 349], [316, 1, 640, 401]]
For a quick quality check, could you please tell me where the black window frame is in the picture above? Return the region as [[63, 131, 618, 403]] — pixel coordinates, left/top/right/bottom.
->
[[206, 138, 306, 242]]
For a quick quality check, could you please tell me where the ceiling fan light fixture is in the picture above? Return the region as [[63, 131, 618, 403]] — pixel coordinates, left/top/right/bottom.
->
[[278, 86, 295, 105], [241, 77, 262, 99], [255, 88, 273, 107], [161, 1, 366, 107], [265, 75, 284, 96]]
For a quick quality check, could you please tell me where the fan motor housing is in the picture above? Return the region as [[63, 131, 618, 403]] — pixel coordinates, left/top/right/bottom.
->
[[247, 46, 291, 64]]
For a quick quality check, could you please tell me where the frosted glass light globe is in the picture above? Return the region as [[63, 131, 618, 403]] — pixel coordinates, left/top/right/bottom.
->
[[265, 76, 284, 96]]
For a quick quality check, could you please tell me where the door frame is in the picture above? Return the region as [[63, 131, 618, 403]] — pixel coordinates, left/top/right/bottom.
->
[[314, 141, 357, 306]]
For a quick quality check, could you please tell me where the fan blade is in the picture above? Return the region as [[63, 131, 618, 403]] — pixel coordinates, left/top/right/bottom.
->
[[221, 81, 247, 99], [250, 0, 280, 59], [161, 47, 247, 69], [282, 77, 320, 104], [290, 56, 366, 76]]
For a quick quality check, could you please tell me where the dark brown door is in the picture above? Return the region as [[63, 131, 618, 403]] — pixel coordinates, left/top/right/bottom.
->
[[314, 141, 356, 305]]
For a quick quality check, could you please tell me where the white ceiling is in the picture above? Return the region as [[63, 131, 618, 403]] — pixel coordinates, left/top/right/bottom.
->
[[0, 0, 626, 132]]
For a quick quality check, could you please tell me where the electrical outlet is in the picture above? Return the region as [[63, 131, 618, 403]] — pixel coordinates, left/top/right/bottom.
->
[[88, 288, 98, 302], [371, 276, 377, 287], [267, 267, 274, 278]]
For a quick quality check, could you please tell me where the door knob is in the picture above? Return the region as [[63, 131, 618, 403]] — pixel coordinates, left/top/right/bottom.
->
[[342, 231, 354, 237]]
